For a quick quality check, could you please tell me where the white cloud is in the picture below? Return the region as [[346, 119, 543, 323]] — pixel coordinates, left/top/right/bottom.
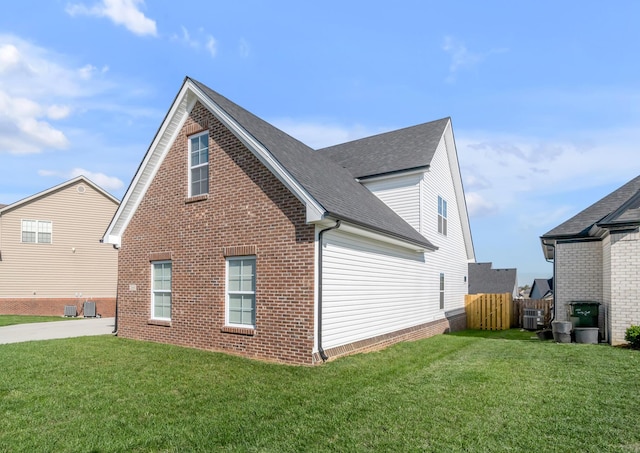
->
[[38, 167, 124, 192], [0, 34, 112, 154], [0, 44, 21, 71], [442, 36, 507, 82], [171, 26, 218, 59], [457, 127, 640, 223], [66, 0, 157, 37], [206, 36, 217, 58], [239, 38, 250, 58], [271, 118, 383, 149], [0, 90, 69, 154]]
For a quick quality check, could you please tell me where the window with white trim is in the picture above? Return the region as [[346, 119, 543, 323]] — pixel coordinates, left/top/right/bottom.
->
[[226, 257, 256, 327], [152, 261, 172, 320], [437, 196, 447, 236], [189, 131, 209, 197], [439, 273, 445, 310], [21, 220, 52, 243]]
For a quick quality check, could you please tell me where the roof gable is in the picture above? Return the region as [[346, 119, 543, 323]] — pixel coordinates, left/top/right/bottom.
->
[[542, 175, 640, 239], [104, 77, 437, 250], [0, 176, 118, 215], [318, 118, 449, 179], [540, 175, 640, 259]]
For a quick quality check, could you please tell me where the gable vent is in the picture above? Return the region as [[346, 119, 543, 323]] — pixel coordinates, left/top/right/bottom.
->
[[77, 185, 86, 194]]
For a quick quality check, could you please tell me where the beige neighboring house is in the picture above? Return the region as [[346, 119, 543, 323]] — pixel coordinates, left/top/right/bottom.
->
[[0, 176, 119, 317]]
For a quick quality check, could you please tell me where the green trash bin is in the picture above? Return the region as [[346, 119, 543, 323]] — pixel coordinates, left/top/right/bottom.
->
[[570, 302, 600, 327]]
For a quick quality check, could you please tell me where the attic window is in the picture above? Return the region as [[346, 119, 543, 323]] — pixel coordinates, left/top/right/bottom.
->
[[189, 131, 209, 197]]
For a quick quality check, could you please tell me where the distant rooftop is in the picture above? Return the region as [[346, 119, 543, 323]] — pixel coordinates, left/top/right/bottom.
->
[[468, 262, 517, 295]]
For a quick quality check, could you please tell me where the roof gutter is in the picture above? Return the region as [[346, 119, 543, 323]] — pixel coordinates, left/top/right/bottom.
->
[[317, 220, 341, 362]]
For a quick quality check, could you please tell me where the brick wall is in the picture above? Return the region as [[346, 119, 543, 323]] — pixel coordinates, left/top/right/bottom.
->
[[0, 297, 115, 317], [116, 102, 317, 364], [555, 240, 603, 323], [609, 230, 640, 344]]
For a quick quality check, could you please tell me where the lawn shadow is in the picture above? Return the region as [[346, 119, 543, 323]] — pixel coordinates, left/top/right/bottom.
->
[[448, 328, 550, 342]]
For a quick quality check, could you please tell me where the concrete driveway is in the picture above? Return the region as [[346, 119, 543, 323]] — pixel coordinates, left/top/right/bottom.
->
[[0, 317, 115, 345]]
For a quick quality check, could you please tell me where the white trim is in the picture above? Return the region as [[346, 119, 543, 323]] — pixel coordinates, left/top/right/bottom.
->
[[333, 221, 429, 252], [225, 255, 257, 328], [443, 120, 475, 261], [187, 81, 326, 222], [151, 260, 172, 321], [20, 219, 52, 244], [103, 83, 192, 247], [1, 176, 118, 215], [188, 130, 210, 197], [103, 79, 326, 247]]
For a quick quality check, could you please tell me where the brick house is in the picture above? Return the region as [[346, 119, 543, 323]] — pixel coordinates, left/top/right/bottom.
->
[[103, 77, 475, 364], [541, 175, 640, 344], [0, 176, 119, 317]]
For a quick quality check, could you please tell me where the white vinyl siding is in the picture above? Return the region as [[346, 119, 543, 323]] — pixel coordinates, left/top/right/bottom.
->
[[420, 136, 469, 312], [321, 229, 435, 350], [362, 174, 421, 232]]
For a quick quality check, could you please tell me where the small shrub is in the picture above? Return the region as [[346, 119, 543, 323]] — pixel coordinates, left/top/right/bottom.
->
[[624, 325, 640, 349]]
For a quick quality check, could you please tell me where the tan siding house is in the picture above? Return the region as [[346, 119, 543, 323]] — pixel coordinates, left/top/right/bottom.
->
[[0, 176, 119, 317]]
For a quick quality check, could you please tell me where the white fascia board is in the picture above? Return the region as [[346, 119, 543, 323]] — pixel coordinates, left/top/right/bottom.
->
[[187, 81, 326, 223], [102, 82, 192, 245], [443, 120, 476, 262], [320, 220, 428, 252]]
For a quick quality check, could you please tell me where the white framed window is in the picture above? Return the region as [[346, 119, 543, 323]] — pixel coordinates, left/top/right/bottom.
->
[[189, 131, 209, 197], [438, 196, 447, 236], [152, 261, 172, 320], [439, 273, 445, 310], [21, 220, 52, 243], [226, 256, 256, 327]]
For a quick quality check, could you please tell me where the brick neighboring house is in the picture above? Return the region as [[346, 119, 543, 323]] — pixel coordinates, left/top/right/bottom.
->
[[541, 175, 640, 345], [103, 77, 475, 364], [0, 176, 119, 317]]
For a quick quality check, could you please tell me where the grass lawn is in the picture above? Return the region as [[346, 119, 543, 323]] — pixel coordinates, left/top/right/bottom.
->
[[1, 331, 639, 452], [0, 315, 80, 327]]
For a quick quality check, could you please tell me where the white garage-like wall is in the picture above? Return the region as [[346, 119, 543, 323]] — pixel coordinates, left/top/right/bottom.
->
[[320, 228, 436, 350]]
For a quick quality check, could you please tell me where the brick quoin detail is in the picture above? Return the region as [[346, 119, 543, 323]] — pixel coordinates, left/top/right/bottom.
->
[[117, 102, 316, 365]]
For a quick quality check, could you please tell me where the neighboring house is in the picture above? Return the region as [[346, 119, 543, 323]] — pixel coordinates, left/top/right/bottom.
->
[[103, 77, 475, 365], [467, 262, 518, 299], [529, 277, 553, 300], [540, 175, 640, 345], [0, 176, 119, 317]]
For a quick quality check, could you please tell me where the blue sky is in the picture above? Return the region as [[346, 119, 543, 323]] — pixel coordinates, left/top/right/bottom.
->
[[1, 1, 639, 286]]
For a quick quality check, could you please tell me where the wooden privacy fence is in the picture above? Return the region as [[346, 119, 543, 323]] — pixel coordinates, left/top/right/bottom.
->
[[513, 298, 553, 329], [465, 293, 512, 330]]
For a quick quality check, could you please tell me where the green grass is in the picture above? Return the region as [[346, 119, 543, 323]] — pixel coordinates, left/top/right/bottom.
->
[[0, 315, 80, 327], [1, 331, 639, 452]]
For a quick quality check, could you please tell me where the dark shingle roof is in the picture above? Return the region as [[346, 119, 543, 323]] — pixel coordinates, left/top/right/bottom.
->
[[318, 118, 449, 179], [468, 262, 517, 295], [529, 278, 553, 299], [190, 78, 436, 250], [542, 175, 640, 238]]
